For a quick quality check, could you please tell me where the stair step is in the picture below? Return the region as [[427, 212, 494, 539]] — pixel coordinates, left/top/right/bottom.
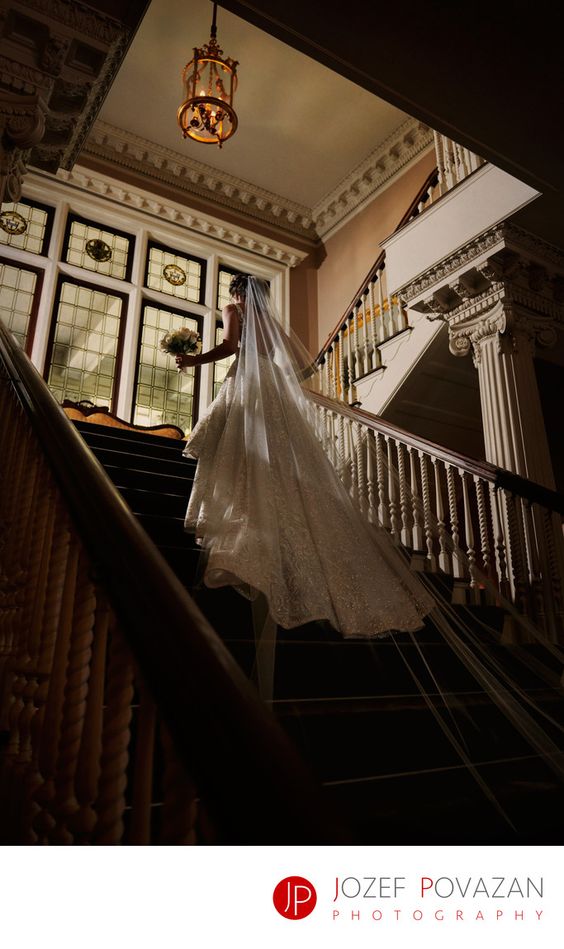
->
[[104, 463, 195, 494], [78, 412, 564, 845], [72, 419, 189, 454], [87, 445, 193, 479], [276, 695, 553, 785], [324, 754, 564, 844], [136, 511, 193, 546], [117, 485, 190, 518]]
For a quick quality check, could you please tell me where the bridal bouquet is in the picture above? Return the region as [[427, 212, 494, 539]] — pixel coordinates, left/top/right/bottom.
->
[[160, 326, 202, 373]]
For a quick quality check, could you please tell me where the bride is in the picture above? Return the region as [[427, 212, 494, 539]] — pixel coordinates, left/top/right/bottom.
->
[[176, 273, 434, 638]]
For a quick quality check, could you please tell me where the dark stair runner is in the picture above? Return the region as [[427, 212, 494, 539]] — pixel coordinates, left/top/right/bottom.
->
[[73, 420, 564, 844]]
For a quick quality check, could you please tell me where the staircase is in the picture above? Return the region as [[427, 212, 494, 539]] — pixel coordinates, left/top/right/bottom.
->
[[73, 419, 564, 845]]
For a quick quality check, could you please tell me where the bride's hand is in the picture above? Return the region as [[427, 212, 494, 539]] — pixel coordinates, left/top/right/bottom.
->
[[175, 354, 197, 369]]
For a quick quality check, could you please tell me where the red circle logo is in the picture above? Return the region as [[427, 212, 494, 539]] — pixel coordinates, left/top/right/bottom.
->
[[273, 876, 317, 920]]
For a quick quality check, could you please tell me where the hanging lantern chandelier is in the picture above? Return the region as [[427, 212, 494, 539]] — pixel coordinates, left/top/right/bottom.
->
[[177, 2, 239, 149]]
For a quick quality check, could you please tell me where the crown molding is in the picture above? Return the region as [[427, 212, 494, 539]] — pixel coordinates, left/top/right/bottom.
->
[[82, 117, 433, 245], [83, 121, 316, 241], [312, 119, 434, 238], [399, 222, 564, 304], [44, 165, 307, 268]]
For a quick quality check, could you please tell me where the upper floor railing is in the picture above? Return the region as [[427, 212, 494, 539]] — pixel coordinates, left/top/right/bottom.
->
[[316, 134, 486, 406], [316, 168, 441, 403], [433, 131, 486, 195]]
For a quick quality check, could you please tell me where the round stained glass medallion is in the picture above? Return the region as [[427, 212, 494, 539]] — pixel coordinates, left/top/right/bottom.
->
[[163, 263, 186, 286], [86, 238, 112, 262], [0, 210, 27, 236]]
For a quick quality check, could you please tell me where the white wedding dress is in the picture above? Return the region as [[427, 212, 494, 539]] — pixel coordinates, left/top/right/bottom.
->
[[183, 284, 434, 638]]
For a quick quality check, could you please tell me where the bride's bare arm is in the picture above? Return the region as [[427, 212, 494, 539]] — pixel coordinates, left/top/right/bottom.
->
[[175, 305, 240, 368]]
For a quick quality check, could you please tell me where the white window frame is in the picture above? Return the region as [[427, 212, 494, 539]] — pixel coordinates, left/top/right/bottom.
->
[[2, 168, 292, 426]]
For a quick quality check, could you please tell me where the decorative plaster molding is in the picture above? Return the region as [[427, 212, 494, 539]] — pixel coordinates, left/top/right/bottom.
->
[[20, 0, 124, 45], [410, 241, 564, 366], [50, 165, 308, 268], [84, 121, 316, 240], [400, 225, 506, 302], [399, 221, 564, 304], [82, 117, 433, 243], [312, 119, 433, 237]]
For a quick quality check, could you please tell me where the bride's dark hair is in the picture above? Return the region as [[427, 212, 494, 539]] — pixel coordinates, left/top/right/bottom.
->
[[229, 273, 249, 299]]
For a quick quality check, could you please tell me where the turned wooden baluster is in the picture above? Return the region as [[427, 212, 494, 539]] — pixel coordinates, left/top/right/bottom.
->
[[93, 620, 135, 844], [500, 489, 532, 619], [361, 291, 371, 375], [32, 532, 81, 843], [345, 314, 354, 402], [50, 548, 99, 844], [520, 499, 545, 626], [365, 429, 377, 524], [460, 470, 478, 595], [337, 331, 346, 402], [489, 483, 510, 601], [445, 463, 466, 589], [418, 451, 436, 570], [433, 129, 446, 192], [374, 432, 390, 529], [159, 720, 199, 845], [345, 417, 359, 503], [396, 441, 413, 548], [386, 437, 401, 541], [369, 278, 381, 355], [337, 408, 346, 474], [16, 498, 73, 845], [6, 481, 59, 843], [355, 421, 367, 515], [407, 446, 425, 556], [353, 302, 362, 379], [128, 678, 157, 844], [71, 596, 110, 842], [432, 457, 451, 573], [377, 267, 388, 340], [474, 476, 492, 583]]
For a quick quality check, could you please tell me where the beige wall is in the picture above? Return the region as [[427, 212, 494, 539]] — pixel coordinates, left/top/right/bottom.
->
[[315, 150, 436, 352]]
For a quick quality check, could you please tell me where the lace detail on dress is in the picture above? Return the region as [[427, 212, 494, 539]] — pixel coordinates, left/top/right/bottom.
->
[[182, 355, 433, 638]]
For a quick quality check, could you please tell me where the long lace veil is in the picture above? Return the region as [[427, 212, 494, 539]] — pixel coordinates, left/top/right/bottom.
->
[[188, 275, 564, 825]]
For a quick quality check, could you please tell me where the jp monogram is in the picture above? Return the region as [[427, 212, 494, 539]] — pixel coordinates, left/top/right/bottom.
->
[[273, 877, 317, 920]]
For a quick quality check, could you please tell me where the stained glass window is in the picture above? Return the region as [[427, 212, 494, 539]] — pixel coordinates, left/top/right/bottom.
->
[[145, 243, 205, 303], [0, 200, 53, 255], [47, 280, 125, 407], [64, 215, 133, 280], [132, 304, 202, 434], [0, 261, 40, 349], [212, 321, 236, 399], [217, 266, 244, 310]]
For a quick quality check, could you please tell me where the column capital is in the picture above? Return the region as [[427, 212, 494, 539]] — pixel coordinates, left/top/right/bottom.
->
[[403, 223, 564, 365]]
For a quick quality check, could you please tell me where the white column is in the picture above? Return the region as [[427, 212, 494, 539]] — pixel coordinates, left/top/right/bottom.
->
[[468, 304, 556, 488]]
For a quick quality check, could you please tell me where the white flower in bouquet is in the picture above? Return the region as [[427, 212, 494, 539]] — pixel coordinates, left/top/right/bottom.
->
[[159, 326, 202, 373]]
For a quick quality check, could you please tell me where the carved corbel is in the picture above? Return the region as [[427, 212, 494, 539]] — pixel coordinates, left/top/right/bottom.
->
[[0, 90, 47, 204]]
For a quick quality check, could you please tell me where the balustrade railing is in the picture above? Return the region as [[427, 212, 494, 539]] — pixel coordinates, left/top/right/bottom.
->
[[0, 319, 341, 845], [317, 169, 440, 405], [433, 131, 486, 195], [316, 134, 486, 407], [309, 391, 564, 642]]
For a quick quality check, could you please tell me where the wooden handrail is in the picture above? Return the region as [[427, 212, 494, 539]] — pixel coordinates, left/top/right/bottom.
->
[[318, 167, 440, 358], [309, 389, 564, 515], [0, 321, 348, 843]]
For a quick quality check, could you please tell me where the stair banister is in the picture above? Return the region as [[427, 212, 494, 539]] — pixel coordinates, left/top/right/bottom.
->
[[0, 319, 345, 843], [308, 389, 564, 638]]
